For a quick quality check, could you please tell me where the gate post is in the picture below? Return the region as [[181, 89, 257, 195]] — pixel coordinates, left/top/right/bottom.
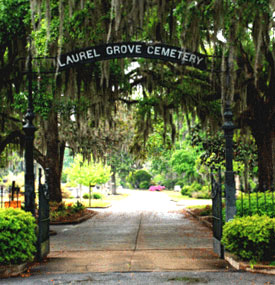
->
[[222, 102, 236, 221], [23, 37, 36, 216]]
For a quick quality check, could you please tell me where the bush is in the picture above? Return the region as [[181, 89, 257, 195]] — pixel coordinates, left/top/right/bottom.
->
[[0, 208, 37, 265], [176, 179, 185, 189], [221, 215, 275, 262], [181, 185, 190, 196], [139, 181, 150, 189], [162, 178, 177, 190], [127, 169, 152, 189], [50, 201, 86, 222], [191, 186, 211, 199], [180, 182, 206, 197], [83, 192, 103, 199]]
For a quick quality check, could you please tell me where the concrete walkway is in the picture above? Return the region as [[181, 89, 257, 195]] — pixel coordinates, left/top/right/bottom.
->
[[31, 190, 229, 274]]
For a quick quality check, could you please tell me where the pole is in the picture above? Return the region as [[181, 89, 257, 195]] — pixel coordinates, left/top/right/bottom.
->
[[223, 102, 236, 221], [23, 37, 36, 216]]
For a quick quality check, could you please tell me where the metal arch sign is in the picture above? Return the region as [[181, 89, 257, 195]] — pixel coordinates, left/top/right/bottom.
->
[[57, 42, 207, 71]]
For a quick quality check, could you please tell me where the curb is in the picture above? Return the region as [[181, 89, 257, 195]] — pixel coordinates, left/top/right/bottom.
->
[[185, 209, 212, 229], [50, 211, 97, 225], [225, 252, 275, 275], [0, 263, 28, 278], [88, 205, 112, 209]]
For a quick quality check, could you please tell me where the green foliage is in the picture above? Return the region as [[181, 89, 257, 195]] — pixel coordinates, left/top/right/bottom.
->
[[65, 154, 111, 187], [50, 201, 85, 222], [72, 201, 85, 212], [139, 181, 150, 189], [83, 192, 103, 200], [0, 208, 37, 265], [175, 179, 185, 189], [170, 147, 199, 182], [236, 192, 275, 218], [0, 0, 30, 44], [162, 178, 177, 190], [127, 169, 152, 189], [180, 182, 210, 199], [222, 215, 275, 262], [107, 151, 136, 188]]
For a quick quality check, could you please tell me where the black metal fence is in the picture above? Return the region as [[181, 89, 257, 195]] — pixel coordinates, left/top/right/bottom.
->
[[237, 184, 275, 218], [37, 168, 50, 260]]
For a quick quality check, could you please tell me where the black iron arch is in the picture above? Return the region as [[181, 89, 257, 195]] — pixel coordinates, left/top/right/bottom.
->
[[57, 42, 207, 71]]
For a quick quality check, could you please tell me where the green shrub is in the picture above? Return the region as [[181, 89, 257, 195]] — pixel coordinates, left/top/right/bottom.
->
[[192, 186, 211, 199], [0, 208, 37, 265], [163, 178, 177, 190], [221, 215, 275, 262], [92, 193, 103, 199], [180, 182, 206, 197], [83, 192, 103, 199], [176, 179, 185, 189], [139, 181, 150, 189], [50, 201, 86, 222], [72, 201, 85, 211], [82, 193, 89, 199], [181, 185, 190, 196], [127, 169, 152, 189]]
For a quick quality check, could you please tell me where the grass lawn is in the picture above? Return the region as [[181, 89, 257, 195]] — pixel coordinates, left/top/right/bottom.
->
[[163, 190, 197, 202], [63, 192, 129, 208]]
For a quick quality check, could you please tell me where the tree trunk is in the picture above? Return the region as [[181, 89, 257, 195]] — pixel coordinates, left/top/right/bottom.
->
[[111, 166, 117, 195], [246, 83, 274, 191], [253, 130, 274, 191], [44, 110, 64, 202]]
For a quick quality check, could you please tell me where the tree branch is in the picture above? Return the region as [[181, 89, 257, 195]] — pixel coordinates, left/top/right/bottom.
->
[[0, 130, 24, 155]]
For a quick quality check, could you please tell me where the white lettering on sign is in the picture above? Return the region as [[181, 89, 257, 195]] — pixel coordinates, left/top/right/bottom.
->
[[161, 48, 170, 56], [182, 52, 190, 62], [189, 54, 196, 64], [79, 51, 87, 61], [66, 55, 74, 64], [86, 49, 93, 59], [170, 49, 176, 58], [58, 49, 101, 67], [154, 46, 161, 55], [177, 50, 205, 66], [121, 45, 127, 53], [57, 58, 65, 67], [136, 45, 142, 53], [106, 46, 113, 55], [147, 46, 154, 54], [146, 45, 179, 59], [106, 44, 142, 55], [57, 43, 206, 70], [197, 57, 204, 65], [71, 54, 79, 62]]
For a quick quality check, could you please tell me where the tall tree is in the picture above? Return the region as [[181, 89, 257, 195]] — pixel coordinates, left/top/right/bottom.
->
[[1, 0, 274, 202]]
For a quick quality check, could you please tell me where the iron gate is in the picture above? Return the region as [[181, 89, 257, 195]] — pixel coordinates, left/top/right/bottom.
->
[[37, 168, 50, 260], [211, 169, 224, 258]]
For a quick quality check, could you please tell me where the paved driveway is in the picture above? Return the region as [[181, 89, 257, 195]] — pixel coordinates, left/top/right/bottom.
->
[[31, 190, 230, 274]]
